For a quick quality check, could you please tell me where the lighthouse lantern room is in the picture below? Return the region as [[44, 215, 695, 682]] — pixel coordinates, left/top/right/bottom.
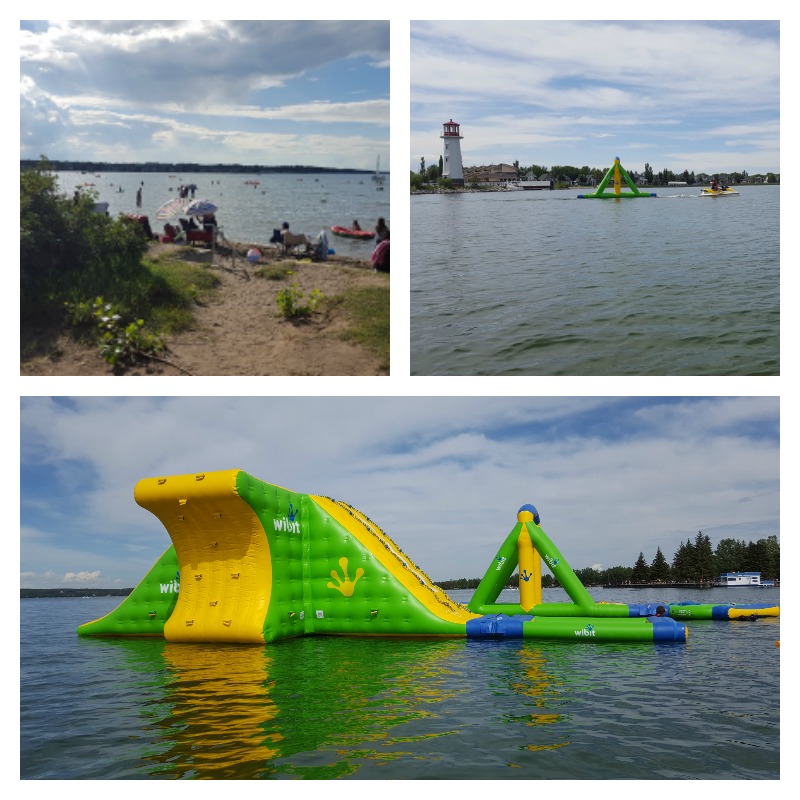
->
[[440, 119, 464, 185]]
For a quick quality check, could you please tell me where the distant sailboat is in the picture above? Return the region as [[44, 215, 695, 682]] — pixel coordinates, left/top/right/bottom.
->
[[372, 156, 386, 189]]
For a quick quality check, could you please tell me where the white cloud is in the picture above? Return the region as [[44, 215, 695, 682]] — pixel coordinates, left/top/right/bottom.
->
[[20, 397, 779, 588]]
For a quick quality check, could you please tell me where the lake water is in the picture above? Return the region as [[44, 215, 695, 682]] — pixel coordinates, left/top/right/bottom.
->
[[410, 186, 779, 375], [20, 587, 780, 780], [57, 170, 390, 259]]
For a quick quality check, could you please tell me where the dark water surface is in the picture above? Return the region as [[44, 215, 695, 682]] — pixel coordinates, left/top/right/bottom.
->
[[411, 186, 779, 375], [20, 588, 779, 780]]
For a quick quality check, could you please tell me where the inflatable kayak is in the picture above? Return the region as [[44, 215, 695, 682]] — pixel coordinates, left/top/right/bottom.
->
[[330, 225, 375, 240], [701, 187, 740, 197]]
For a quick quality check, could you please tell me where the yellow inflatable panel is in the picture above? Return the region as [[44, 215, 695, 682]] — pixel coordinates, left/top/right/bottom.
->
[[134, 470, 271, 643]]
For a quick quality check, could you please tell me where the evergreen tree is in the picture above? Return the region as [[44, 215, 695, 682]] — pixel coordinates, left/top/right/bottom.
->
[[694, 531, 715, 583], [649, 547, 671, 582], [631, 551, 650, 583], [672, 538, 694, 582]]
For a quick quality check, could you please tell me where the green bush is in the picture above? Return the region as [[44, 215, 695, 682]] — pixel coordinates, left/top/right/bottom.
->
[[21, 158, 149, 321], [276, 284, 324, 319]]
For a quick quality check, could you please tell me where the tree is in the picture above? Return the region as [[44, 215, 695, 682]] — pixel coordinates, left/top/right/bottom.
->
[[694, 531, 715, 583], [604, 565, 633, 586], [419, 157, 426, 177], [438, 155, 444, 177], [575, 567, 604, 587], [649, 547, 671, 582], [761, 535, 780, 579], [672, 538, 694, 582], [714, 538, 746, 574], [644, 162, 654, 185], [631, 552, 650, 583]]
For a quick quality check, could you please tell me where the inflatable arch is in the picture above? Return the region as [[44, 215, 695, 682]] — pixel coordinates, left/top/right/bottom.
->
[[578, 157, 657, 199], [78, 470, 778, 646]]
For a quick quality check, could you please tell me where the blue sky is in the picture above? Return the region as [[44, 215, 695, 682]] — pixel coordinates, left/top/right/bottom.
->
[[19, 20, 389, 170], [410, 20, 780, 175], [20, 397, 779, 589]]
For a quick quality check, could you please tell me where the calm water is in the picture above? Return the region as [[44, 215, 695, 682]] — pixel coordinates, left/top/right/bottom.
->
[[411, 186, 779, 375], [20, 587, 779, 780], [58, 170, 390, 259]]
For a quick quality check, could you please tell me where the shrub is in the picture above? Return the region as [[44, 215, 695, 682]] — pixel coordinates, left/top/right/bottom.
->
[[276, 284, 324, 319], [21, 158, 149, 321]]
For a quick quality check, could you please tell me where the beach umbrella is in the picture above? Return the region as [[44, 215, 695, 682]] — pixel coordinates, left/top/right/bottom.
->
[[185, 198, 218, 216], [156, 196, 188, 220]]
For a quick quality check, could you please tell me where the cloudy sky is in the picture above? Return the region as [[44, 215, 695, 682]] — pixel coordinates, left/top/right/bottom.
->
[[20, 396, 778, 590], [20, 20, 389, 170], [411, 20, 780, 176]]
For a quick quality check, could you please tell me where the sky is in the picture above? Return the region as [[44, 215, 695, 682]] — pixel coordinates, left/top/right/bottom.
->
[[19, 20, 389, 170], [410, 20, 781, 176], [19, 396, 779, 590]]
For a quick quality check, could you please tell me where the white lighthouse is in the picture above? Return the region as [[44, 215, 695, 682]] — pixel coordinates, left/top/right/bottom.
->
[[440, 119, 464, 185]]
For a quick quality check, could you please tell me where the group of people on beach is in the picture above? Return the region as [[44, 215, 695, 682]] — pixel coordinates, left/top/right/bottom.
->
[[266, 216, 389, 273]]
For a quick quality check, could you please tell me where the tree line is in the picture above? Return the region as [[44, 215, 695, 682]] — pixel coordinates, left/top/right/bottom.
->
[[437, 531, 779, 589], [411, 157, 780, 190], [21, 159, 370, 175]]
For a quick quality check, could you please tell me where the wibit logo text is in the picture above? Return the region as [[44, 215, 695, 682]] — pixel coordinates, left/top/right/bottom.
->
[[274, 516, 301, 533], [273, 503, 300, 533], [544, 554, 560, 569], [159, 580, 180, 594], [574, 624, 596, 637]]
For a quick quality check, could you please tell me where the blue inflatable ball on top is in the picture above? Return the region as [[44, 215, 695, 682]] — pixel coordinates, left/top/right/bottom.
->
[[517, 504, 540, 525]]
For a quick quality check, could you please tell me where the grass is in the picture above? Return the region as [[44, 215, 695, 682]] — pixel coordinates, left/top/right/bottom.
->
[[331, 283, 390, 369], [142, 250, 221, 332]]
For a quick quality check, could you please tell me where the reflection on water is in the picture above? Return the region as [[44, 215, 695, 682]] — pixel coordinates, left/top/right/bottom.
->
[[152, 644, 280, 778], [20, 593, 780, 779]]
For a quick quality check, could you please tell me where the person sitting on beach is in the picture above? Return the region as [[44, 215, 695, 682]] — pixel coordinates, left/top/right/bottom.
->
[[375, 217, 389, 242], [371, 229, 389, 273]]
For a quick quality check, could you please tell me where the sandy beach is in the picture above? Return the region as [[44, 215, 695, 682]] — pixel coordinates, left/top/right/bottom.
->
[[20, 239, 389, 377]]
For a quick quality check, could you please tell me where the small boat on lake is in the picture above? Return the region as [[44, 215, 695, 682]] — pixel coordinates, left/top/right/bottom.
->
[[330, 225, 375, 240]]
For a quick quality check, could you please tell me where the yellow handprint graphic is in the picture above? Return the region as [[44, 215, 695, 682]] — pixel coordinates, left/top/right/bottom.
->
[[327, 557, 364, 597]]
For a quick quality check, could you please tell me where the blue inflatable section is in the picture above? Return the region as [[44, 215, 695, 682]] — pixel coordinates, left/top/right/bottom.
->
[[466, 614, 533, 639]]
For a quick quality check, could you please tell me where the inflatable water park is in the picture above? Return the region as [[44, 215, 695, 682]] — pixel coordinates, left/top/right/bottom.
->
[[578, 157, 657, 199], [78, 470, 779, 646]]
